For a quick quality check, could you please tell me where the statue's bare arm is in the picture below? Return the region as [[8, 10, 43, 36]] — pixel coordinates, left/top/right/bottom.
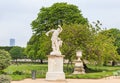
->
[[58, 25, 63, 32], [46, 29, 55, 36]]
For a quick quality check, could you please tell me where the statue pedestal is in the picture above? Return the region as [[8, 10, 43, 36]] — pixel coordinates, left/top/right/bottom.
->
[[73, 60, 85, 74], [46, 55, 65, 81]]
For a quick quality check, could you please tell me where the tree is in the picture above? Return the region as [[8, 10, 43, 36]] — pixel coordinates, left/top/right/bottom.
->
[[97, 28, 120, 66], [85, 22, 120, 66], [31, 2, 88, 34], [0, 50, 11, 70], [103, 28, 120, 55], [26, 2, 88, 64], [60, 24, 94, 70], [87, 31, 119, 65], [0, 46, 13, 52], [9, 46, 25, 64], [25, 33, 49, 64], [61, 24, 92, 60]]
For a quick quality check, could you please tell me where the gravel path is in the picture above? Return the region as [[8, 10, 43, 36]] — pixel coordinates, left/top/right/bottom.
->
[[11, 77, 120, 83]]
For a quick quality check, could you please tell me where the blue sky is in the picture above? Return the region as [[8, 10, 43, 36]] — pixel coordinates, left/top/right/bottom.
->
[[0, 0, 120, 47]]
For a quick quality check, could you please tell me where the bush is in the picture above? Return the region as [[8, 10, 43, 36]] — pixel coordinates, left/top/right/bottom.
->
[[0, 75, 11, 83], [0, 71, 7, 75], [0, 50, 11, 70], [13, 71, 24, 75]]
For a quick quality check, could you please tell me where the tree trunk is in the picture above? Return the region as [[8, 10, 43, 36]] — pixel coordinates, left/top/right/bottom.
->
[[112, 60, 116, 66], [40, 59, 43, 64]]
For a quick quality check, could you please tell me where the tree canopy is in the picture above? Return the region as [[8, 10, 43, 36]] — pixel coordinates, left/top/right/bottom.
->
[[0, 50, 11, 70], [25, 2, 120, 66], [31, 2, 88, 34], [9, 46, 25, 60], [26, 2, 88, 63]]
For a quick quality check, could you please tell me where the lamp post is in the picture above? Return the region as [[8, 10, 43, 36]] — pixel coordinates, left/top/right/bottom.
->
[[73, 50, 85, 74]]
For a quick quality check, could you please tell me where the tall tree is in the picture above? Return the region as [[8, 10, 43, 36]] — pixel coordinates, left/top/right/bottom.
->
[[102, 28, 120, 55], [60, 24, 94, 70], [25, 33, 49, 64], [26, 2, 88, 63], [31, 2, 88, 34], [85, 22, 120, 66], [61, 24, 93, 61], [9, 46, 25, 64]]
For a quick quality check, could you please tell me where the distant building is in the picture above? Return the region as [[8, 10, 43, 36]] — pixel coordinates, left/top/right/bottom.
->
[[10, 38, 15, 46]]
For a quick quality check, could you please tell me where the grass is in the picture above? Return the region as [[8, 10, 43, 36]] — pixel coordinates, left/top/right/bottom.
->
[[1, 64, 120, 80], [66, 71, 113, 79], [3, 64, 47, 80]]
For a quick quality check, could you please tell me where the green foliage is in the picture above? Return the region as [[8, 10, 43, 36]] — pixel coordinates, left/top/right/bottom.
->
[[4, 64, 47, 80], [102, 28, 120, 55], [0, 50, 11, 70], [83, 22, 120, 65], [9, 46, 25, 60], [96, 29, 120, 65], [0, 46, 13, 52], [61, 24, 93, 61], [3, 64, 120, 80], [0, 75, 11, 83], [13, 71, 24, 75], [87, 32, 119, 65], [31, 2, 88, 34], [10, 75, 28, 81], [25, 33, 49, 61], [26, 2, 88, 64], [66, 72, 112, 79], [27, 2, 120, 66]]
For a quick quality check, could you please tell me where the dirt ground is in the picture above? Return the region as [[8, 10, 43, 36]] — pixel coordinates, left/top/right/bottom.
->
[[11, 77, 120, 83]]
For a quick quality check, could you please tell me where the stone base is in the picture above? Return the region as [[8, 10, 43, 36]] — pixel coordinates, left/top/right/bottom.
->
[[73, 60, 85, 74], [73, 71, 85, 74], [46, 72, 65, 80], [46, 55, 65, 81]]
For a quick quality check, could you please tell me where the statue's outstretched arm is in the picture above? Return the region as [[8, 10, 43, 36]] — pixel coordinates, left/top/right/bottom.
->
[[58, 25, 63, 32], [46, 29, 55, 36]]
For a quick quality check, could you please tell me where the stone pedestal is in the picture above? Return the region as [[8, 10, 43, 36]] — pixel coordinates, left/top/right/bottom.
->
[[73, 60, 85, 74], [46, 55, 65, 81]]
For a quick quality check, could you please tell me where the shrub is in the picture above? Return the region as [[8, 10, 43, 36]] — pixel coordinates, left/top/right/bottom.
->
[[0, 75, 11, 83], [0, 50, 11, 70], [13, 71, 24, 75], [0, 71, 7, 75]]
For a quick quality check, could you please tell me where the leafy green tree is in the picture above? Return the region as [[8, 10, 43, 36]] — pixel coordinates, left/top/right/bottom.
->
[[0, 50, 11, 70], [61, 24, 93, 61], [87, 31, 119, 65], [60, 24, 94, 70], [9, 46, 25, 63], [0, 46, 13, 52], [31, 2, 88, 34], [96, 28, 120, 66], [102, 28, 120, 55], [26, 2, 88, 64], [85, 22, 120, 66], [25, 33, 49, 63]]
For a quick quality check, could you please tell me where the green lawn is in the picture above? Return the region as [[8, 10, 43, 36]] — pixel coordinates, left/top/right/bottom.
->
[[1, 64, 120, 80]]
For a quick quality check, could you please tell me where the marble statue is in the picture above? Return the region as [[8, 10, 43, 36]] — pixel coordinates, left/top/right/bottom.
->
[[46, 25, 63, 55]]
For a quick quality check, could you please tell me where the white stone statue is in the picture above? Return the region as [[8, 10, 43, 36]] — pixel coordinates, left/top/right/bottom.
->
[[46, 25, 63, 55]]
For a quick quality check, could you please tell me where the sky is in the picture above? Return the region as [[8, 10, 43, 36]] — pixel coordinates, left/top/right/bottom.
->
[[0, 0, 120, 47]]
